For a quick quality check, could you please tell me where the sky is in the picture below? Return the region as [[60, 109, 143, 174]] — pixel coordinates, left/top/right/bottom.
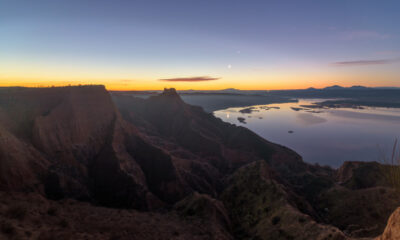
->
[[1, 0, 400, 90]]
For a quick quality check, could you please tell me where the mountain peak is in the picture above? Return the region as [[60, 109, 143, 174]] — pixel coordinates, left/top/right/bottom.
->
[[145, 87, 182, 102], [155, 88, 184, 104], [349, 85, 368, 90], [162, 88, 179, 96], [323, 85, 344, 90]]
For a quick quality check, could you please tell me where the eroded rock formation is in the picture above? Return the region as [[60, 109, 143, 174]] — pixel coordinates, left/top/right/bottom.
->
[[0, 86, 398, 239]]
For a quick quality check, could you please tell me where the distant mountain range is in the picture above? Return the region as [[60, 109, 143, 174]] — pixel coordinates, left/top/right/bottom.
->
[[323, 85, 368, 90], [180, 85, 400, 94], [178, 88, 268, 95], [321, 85, 400, 90], [110, 86, 400, 97], [306, 85, 400, 91]]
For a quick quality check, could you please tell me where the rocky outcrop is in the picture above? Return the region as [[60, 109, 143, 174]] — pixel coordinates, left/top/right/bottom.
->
[[0, 86, 174, 209], [0, 126, 48, 192], [221, 161, 347, 240], [376, 207, 400, 240], [175, 192, 233, 239], [336, 161, 390, 188], [113, 88, 308, 185], [330, 161, 400, 237], [0, 192, 228, 240], [315, 185, 400, 237]]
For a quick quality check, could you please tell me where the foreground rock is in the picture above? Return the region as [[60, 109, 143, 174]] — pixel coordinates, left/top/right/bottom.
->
[[221, 161, 347, 240], [0, 192, 228, 240], [376, 207, 400, 240]]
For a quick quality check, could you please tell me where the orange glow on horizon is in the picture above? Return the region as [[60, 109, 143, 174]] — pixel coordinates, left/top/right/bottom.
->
[[1, 66, 399, 91], [1, 77, 398, 91], [2, 56, 400, 91]]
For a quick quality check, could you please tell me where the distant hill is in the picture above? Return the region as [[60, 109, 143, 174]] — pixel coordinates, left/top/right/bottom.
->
[[320, 85, 398, 90], [374, 86, 400, 90], [324, 85, 370, 90], [349, 85, 369, 90], [178, 88, 268, 95], [323, 85, 345, 90]]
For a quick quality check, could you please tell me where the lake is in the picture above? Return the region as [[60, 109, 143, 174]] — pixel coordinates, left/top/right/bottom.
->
[[214, 99, 400, 168]]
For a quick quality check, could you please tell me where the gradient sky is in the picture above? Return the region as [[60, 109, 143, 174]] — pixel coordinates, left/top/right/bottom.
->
[[1, 0, 400, 90]]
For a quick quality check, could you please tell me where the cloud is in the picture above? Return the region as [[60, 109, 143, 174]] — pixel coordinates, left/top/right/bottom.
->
[[333, 58, 400, 66], [159, 76, 220, 82], [341, 30, 390, 40]]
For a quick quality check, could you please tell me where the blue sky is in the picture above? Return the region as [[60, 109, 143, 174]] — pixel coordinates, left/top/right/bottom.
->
[[1, 0, 399, 89]]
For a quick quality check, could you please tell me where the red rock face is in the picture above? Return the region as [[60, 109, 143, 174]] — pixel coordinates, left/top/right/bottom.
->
[[377, 207, 400, 240], [0, 86, 164, 208], [0, 126, 48, 191], [31, 86, 116, 157]]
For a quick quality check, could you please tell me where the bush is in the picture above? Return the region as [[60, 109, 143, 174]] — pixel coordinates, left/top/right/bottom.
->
[[380, 139, 400, 191]]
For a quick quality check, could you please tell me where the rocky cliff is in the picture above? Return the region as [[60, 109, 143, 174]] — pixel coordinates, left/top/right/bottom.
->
[[0, 86, 158, 209], [0, 86, 399, 239]]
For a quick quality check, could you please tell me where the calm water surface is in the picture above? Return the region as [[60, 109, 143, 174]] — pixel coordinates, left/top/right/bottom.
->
[[214, 99, 400, 168]]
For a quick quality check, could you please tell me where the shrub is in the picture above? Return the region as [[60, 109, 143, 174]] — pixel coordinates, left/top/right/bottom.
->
[[380, 139, 400, 191]]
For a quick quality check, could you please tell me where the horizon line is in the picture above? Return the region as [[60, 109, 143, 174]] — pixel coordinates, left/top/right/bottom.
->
[[1, 84, 399, 92]]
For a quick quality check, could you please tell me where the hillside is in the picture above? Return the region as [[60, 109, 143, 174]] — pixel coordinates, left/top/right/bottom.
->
[[0, 86, 399, 239]]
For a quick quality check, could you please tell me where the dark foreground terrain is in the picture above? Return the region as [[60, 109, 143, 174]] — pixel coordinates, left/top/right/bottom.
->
[[0, 86, 399, 239]]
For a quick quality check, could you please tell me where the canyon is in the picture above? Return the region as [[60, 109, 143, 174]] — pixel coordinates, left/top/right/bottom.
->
[[0, 86, 399, 239]]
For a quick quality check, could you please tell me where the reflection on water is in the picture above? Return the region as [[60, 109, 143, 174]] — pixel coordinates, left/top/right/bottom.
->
[[296, 113, 327, 126], [214, 99, 400, 168]]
